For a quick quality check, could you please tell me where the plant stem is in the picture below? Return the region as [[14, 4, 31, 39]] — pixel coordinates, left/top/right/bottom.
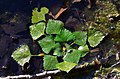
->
[[70, 42, 74, 46], [31, 53, 44, 57]]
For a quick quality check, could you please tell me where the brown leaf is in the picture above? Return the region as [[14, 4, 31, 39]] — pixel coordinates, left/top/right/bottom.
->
[[49, 0, 82, 19]]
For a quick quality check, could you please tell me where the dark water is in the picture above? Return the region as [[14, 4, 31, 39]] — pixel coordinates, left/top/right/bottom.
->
[[0, 0, 64, 15]]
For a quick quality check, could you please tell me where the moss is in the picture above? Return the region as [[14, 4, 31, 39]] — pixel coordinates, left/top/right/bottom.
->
[[111, 20, 120, 44], [84, 0, 119, 34]]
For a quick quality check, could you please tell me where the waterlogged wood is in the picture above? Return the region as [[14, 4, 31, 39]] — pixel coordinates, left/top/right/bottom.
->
[[49, 0, 82, 19], [3, 70, 61, 79], [49, 8, 67, 19], [2, 58, 103, 79], [72, 0, 81, 3]]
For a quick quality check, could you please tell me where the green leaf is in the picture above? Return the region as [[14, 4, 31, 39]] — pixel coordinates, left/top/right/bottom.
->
[[73, 31, 87, 46], [44, 55, 58, 70], [46, 19, 64, 34], [31, 8, 45, 23], [55, 29, 75, 42], [40, 7, 49, 14], [63, 50, 81, 64], [56, 61, 76, 73], [38, 36, 56, 54], [11, 45, 31, 66], [88, 28, 105, 47], [78, 45, 89, 57], [30, 22, 45, 40], [53, 43, 63, 57]]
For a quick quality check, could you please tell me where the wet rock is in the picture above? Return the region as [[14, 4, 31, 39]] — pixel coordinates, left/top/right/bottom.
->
[[58, 0, 90, 31], [0, 10, 42, 76], [0, 35, 18, 76], [0, 35, 12, 58]]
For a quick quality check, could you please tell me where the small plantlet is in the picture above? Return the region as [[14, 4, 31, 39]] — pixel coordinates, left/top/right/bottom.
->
[[11, 7, 105, 73]]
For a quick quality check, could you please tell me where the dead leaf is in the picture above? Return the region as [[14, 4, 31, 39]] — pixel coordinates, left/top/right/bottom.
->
[[49, 0, 82, 19]]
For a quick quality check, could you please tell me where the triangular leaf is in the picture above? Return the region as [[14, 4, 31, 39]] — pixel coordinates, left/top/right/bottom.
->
[[30, 22, 45, 40], [46, 19, 64, 34], [63, 50, 81, 64], [73, 31, 87, 46], [55, 29, 75, 42], [88, 28, 105, 47], [11, 45, 31, 66], [31, 8, 45, 23], [44, 55, 58, 70], [56, 61, 76, 73], [78, 45, 89, 57], [38, 36, 56, 54]]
